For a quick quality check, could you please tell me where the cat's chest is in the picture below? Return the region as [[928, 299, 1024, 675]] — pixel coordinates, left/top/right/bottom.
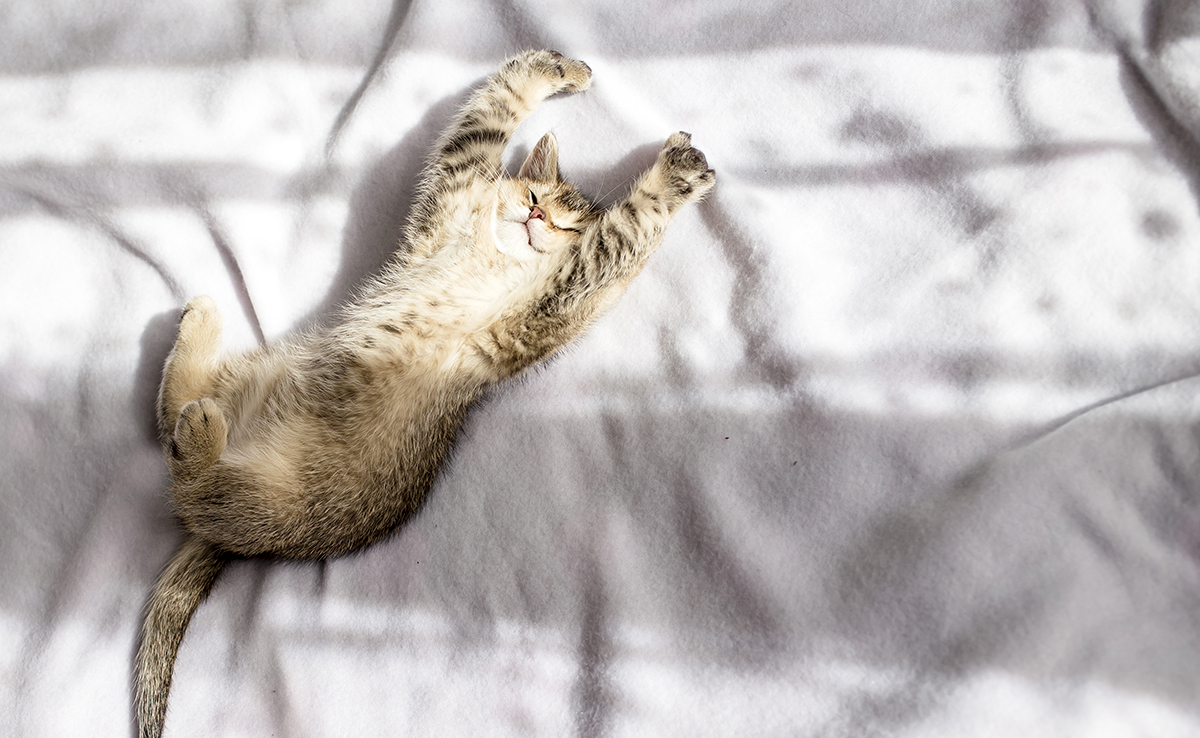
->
[[358, 254, 547, 374]]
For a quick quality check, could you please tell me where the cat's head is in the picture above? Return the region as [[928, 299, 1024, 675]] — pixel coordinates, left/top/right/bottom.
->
[[492, 133, 599, 260]]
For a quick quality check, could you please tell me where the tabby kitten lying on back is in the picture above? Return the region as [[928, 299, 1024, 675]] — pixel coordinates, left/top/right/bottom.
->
[[135, 50, 714, 738]]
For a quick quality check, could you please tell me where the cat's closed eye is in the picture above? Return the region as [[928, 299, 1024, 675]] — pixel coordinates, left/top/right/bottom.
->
[[528, 188, 539, 205]]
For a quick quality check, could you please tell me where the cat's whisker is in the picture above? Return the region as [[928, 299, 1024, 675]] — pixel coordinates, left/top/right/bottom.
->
[[594, 176, 628, 207]]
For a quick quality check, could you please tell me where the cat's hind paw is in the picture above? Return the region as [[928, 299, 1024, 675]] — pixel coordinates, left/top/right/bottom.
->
[[657, 132, 716, 202], [173, 398, 227, 467], [178, 295, 222, 354]]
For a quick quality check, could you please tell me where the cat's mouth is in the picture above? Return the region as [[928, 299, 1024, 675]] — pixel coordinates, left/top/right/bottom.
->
[[522, 223, 545, 253], [522, 207, 547, 253], [493, 203, 551, 260]]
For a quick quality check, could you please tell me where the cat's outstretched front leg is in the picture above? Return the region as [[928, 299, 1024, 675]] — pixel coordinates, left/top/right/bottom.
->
[[627, 131, 717, 220], [425, 50, 591, 187], [492, 133, 713, 372], [576, 132, 716, 300]]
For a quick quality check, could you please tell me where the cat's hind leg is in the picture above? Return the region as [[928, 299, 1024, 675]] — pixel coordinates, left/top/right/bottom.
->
[[157, 296, 223, 439]]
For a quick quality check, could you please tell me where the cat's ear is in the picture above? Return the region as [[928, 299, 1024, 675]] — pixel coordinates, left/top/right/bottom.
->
[[519, 133, 560, 182]]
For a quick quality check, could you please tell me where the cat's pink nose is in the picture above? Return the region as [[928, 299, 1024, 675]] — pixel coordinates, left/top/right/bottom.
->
[[528, 206, 545, 221]]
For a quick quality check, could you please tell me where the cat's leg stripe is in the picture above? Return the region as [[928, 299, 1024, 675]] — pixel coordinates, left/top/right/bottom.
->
[[440, 127, 508, 158]]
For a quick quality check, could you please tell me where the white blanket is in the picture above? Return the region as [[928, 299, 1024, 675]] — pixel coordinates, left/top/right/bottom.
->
[[4, 1, 1200, 735]]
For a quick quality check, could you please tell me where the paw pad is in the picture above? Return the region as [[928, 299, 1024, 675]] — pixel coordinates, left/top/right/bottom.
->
[[174, 398, 227, 464], [658, 132, 716, 200]]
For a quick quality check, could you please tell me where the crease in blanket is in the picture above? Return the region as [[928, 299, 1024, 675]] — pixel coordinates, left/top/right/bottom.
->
[[1088, 0, 1200, 173], [133, 51, 716, 738], [324, 0, 416, 157], [11, 184, 185, 302], [699, 196, 801, 390], [197, 205, 266, 346], [1117, 48, 1200, 202], [1008, 363, 1200, 453]]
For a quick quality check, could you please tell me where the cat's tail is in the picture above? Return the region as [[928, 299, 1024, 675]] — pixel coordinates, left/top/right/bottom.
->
[[135, 534, 226, 738]]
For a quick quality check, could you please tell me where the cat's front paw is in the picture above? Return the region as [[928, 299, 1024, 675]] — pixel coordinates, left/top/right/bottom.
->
[[657, 132, 716, 201], [512, 50, 592, 93]]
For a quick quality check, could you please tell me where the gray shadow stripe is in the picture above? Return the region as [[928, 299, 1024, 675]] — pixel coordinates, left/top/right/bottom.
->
[[729, 140, 1162, 188], [197, 206, 266, 346], [0, 162, 352, 219], [324, 0, 417, 157], [0, 0, 1105, 75]]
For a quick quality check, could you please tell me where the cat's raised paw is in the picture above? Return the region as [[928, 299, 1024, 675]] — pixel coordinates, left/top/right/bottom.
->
[[180, 295, 217, 322], [657, 132, 716, 201], [515, 50, 592, 93], [178, 295, 222, 347]]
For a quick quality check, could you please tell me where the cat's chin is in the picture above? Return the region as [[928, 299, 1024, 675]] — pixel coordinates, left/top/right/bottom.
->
[[493, 221, 547, 261], [495, 240, 544, 261]]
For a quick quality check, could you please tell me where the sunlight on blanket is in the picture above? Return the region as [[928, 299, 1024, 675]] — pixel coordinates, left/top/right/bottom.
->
[[141, 598, 1200, 736], [0, 217, 152, 376]]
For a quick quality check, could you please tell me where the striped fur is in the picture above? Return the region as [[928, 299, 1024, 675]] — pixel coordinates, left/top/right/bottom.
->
[[135, 50, 714, 738]]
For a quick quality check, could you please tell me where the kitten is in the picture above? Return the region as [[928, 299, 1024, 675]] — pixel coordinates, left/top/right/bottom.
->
[[135, 50, 714, 738]]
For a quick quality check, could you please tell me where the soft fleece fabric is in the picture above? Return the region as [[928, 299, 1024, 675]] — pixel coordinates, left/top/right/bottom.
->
[[2, 1, 1200, 735]]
